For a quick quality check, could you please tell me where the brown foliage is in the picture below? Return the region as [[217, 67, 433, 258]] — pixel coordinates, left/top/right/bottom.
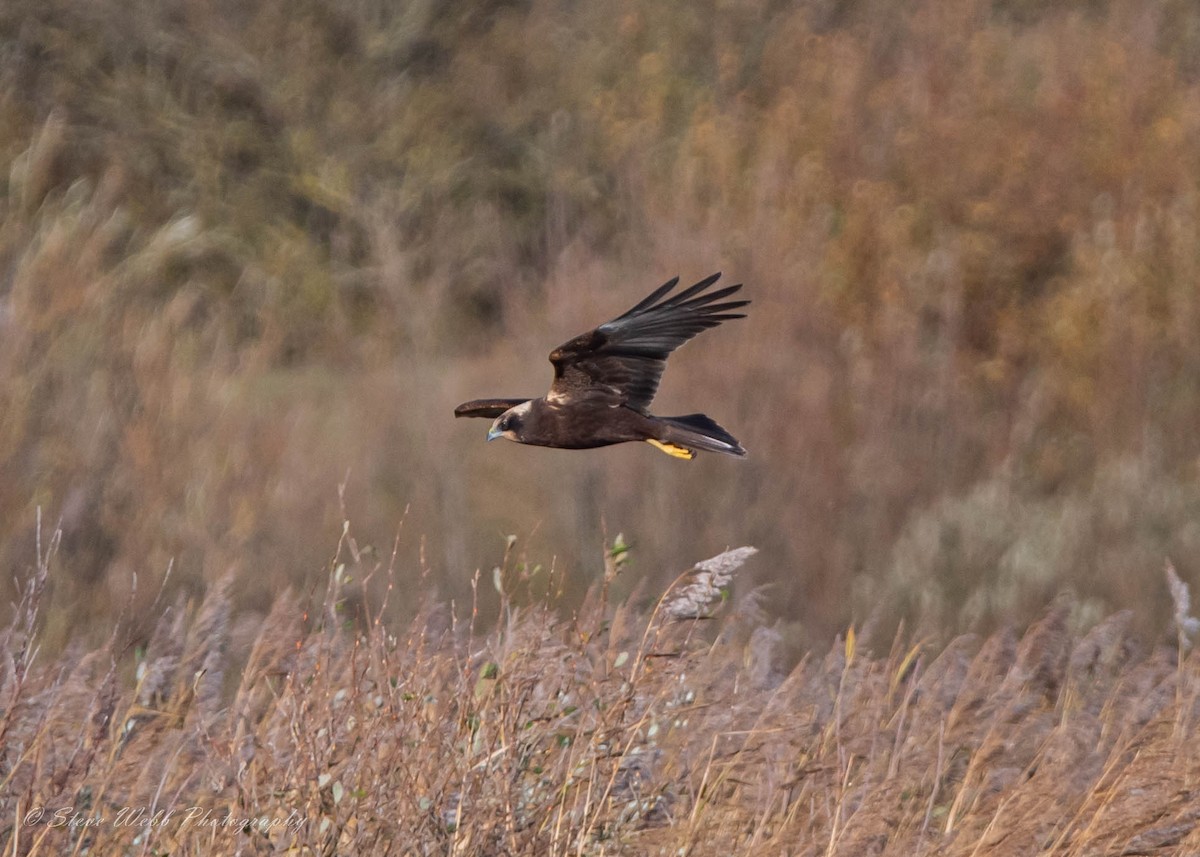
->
[[2, 0, 1200, 641]]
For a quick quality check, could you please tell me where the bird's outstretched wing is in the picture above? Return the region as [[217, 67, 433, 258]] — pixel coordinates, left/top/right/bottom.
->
[[454, 398, 532, 419], [546, 273, 748, 412]]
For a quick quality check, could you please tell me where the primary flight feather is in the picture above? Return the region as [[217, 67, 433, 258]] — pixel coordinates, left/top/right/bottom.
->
[[454, 273, 748, 459]]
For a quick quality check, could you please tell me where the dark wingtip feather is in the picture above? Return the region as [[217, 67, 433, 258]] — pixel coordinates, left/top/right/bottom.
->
[[621, 276, 682, 318], [618, 274, 747, 320], [455, 398, 532, 419], [658, 272, 724, 307], [703, 298, 751, 314]]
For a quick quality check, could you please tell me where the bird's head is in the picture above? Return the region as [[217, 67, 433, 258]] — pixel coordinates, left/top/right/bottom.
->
[[487, 402, 530, 443]]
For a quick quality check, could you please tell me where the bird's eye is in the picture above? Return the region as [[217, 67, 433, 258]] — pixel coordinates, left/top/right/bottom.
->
[[499, 417, 509, 430]]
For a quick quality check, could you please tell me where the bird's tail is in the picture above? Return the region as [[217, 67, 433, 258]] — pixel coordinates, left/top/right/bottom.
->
[[654, 413, 746, 458]]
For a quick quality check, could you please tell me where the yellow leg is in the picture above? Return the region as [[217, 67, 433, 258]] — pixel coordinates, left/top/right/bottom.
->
[[646, 439, 696, 460]]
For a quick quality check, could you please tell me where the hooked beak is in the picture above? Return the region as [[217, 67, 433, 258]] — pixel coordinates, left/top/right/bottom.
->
[[487, 426, 503, 442]]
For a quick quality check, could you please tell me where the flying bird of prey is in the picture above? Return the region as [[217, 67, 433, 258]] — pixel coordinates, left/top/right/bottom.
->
[[454, 273, 748, 459]]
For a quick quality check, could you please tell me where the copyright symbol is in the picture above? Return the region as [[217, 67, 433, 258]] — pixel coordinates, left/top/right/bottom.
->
[[23, 806, 45, 825]]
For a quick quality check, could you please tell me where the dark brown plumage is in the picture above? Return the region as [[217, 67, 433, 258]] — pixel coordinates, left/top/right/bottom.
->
[[454, 273, 748, 459]]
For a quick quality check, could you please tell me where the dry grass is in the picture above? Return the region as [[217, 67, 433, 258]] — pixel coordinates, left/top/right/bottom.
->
[[2, 530, 1199, 856]]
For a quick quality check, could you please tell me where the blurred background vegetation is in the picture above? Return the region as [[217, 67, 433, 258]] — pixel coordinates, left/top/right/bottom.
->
[[3, 0, 1200, 649]]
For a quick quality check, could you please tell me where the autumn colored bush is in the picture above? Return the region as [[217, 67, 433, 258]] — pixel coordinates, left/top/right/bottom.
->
[[1, 0, 1199, 643]]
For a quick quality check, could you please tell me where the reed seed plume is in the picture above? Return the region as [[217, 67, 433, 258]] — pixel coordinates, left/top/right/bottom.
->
[[1166, 558, 1200, 646], [663, 546, 757, 620]]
